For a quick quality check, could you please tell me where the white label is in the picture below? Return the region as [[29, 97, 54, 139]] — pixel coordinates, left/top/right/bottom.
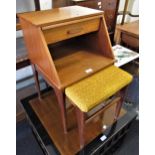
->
[[103, 125, 107, 130], [100, 135, 107, 142], [85, 68, 93, 74], [98, 2, 101, 5]]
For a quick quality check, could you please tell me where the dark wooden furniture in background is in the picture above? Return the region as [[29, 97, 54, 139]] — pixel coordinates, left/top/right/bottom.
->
[[115, 20, 139, 51], [69, 0, 120, 44], [53, 0, 68, 8], [115, 0, 139, 51], [19, 6, 114, 133]]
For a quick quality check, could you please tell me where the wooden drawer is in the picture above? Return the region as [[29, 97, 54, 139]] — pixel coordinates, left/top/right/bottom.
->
[[121, 33, 139, 49], [42, 18, 100, 44]]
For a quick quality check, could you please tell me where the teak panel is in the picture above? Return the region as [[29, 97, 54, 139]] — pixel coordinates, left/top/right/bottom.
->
[[54, 51, 114, 88], [79, 17, 115, 59], [30, 90, 126, 155], [18, 6, 103, 27], [43, 18, 100, 44], [20, 18, 61, 87]]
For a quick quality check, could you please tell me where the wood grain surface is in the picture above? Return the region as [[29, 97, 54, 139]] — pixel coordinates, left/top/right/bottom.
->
[[18, 6, 103, 27]]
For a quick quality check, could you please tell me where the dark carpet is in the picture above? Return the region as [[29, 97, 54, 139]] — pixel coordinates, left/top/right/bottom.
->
[[16, 119, 44, 155], [113, 120, 139, 155]]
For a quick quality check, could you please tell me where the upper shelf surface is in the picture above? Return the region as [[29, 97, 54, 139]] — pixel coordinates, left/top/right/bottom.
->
[[18, 6, 103, 27]]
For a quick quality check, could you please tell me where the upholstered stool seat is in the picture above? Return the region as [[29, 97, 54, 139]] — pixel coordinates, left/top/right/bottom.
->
[[65, 65, 132, 149], [65, 66, 133, 112]]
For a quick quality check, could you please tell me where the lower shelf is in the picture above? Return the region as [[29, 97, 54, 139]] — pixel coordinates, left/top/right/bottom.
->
[[21, 88, 137, 155]]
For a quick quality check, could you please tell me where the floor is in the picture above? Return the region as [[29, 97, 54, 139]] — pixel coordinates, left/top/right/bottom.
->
[[16, 75, 47, 122]]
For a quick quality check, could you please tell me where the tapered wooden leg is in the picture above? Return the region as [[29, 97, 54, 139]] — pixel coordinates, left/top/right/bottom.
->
[[31, 64, 41, 99], [75, 107, 85, 149], [54, 88, 67, 134], [114, 99, 123, 121], [114, 88, 127, 120]]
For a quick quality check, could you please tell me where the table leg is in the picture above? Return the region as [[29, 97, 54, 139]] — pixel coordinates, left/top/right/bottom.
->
[[115, 29, 121, 44], [54, 88, 68, 134], [31, 64, 41, 99]]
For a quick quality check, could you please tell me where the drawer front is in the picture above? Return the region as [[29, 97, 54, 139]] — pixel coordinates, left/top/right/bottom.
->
[[121, 33, 139, 49], [43, 18, 100, 44]]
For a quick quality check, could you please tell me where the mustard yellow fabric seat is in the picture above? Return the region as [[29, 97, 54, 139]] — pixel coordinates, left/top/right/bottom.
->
[[65, 66, 133, 112]]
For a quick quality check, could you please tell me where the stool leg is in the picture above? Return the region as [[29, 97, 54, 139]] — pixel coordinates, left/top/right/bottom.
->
[[114, 98, 123, 120], [114, 88, 126, 120], [75, 107, 85, 149], [54, 88, 67, 134], [31, 64, 41, 99]]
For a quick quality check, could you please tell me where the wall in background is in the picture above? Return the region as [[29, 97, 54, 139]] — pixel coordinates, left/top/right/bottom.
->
[[16, 0, 35, 13], [16, 0, 52, 13], [16, 0, 52, 38], [117, 0, 139, 24], [40, 0, 52, 10]]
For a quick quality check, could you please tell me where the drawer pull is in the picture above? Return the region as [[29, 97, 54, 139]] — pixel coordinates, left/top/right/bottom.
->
[[43, 18, 100, 44], [67, 28, 83, 35]]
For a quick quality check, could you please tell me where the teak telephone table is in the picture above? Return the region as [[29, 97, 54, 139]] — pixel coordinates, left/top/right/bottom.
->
[[18, 6, 115, 134]]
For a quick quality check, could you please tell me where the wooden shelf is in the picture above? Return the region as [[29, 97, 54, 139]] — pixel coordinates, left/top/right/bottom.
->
[[50, 40, 114, 88], [18, 6, 103, 27], [55, 51, 114, 88]]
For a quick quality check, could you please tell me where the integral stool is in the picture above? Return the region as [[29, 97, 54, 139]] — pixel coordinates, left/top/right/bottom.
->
[[65, 65, 133, 148]]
